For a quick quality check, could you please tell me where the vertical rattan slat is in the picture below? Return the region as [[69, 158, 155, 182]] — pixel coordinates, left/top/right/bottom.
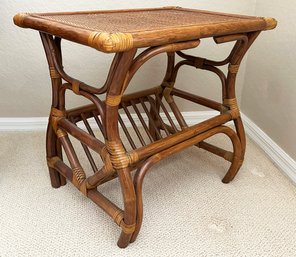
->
[[122, 103, 146, 146], [130, 100, 154, 142], [139, 98, 163, 139], [118, 114, 137, 150]]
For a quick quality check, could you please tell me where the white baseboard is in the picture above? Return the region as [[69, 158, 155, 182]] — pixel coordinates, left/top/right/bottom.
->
[[0, 112, 295, 184], [241, 114, 296, 184], [0, 117, 48, 131], [0, 111, 217, 132]]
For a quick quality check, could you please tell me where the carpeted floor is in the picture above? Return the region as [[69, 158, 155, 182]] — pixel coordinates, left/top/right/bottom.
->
[[0, 131, 295, 257]]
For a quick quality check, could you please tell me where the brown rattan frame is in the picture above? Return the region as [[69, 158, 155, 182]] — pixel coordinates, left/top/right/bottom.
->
[[14, 7, 276, 53], [13, 7, 277, 248]]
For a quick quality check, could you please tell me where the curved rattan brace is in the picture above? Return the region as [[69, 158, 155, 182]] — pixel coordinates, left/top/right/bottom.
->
[[130, 125, 242, 243], [62, 83, 106, 122], [194, 57, 205, 69], [72, 80, 81, 95], [214, 34, 248, 45], [122, 40, 199, 92], [177, 34, 248, 68], [44, 33, 122, 95]]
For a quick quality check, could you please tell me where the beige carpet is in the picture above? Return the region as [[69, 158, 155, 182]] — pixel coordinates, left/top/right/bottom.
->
[[0, 131, 295, 257]]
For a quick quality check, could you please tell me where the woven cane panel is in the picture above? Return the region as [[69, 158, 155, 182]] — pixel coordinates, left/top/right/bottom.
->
[[37, 9, 249, 33]]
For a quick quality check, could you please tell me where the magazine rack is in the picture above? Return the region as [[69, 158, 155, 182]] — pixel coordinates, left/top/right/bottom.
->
[[14, 7, 276, 248]]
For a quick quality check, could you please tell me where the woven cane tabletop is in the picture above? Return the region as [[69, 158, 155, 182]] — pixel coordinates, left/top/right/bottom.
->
[[14, 7, 277, 53]]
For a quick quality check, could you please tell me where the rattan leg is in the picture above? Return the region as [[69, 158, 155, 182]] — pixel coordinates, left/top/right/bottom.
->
[[104, 49, 138, 248], [41, 32, 67, 188], [221, 128, 243, 183], [224, 32, 260, 167], [234, 117, 246, 160], [117, 168, 137, 248], [130, 161, 153, 243], [46, 124, 66, 188], [172, 32, 261, 183]]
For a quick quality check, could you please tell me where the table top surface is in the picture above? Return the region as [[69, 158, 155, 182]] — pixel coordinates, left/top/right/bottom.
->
[[14, 7, 276, 53]]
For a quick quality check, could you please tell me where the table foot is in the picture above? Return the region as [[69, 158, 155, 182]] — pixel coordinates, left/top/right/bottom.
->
[[117, 232, 133, 248]]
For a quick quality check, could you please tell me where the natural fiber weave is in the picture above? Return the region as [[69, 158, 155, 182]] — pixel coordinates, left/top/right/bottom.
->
[[36, 9, 248, 33]]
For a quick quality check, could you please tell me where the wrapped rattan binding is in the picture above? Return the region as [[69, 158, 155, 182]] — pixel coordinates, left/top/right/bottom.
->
[[106, 95, 122, 107], [263, 17, 277, 30], [50, 107, 65, 132], [224, 98, 240, 119], [72, 166, 86, 186], [88, 32, 133, 52], [49, 67, 61, 79], [228, 64, 240, 74], [13, 13, 28, 28]]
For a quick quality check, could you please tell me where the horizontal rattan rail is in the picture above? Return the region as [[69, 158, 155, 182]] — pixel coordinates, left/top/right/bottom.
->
[[13, 6, 277, 248]]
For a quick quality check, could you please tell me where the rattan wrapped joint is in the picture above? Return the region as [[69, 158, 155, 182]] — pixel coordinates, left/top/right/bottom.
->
[[88, 32, 134, 53]]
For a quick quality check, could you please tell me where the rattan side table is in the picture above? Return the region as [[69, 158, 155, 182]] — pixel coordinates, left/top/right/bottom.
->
[[14, 7, 276, 248]]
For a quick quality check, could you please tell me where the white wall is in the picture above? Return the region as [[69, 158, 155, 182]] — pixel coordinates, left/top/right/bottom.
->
[[241, 0, 296, 159], [1, 0, 256, 117]]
